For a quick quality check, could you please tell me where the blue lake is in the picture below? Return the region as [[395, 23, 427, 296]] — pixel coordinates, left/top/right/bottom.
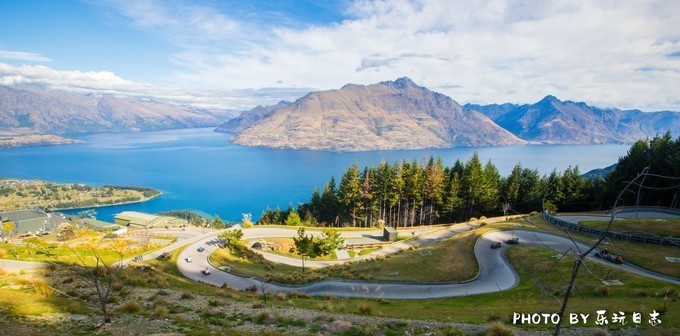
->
[[0, 128, 629, 222]]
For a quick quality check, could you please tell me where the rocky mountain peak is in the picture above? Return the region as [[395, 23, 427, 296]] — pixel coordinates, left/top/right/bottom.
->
[[380, 76, 419, 90], [224, 78, 524, 151]]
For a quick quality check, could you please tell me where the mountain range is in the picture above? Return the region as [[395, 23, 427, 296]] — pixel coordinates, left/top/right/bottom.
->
[[0, 85, 230, 148], [216, 78, 679, 151], [218, 77, 524, 151], [465, 96, 680, 144], [2, 78, 679, 151]]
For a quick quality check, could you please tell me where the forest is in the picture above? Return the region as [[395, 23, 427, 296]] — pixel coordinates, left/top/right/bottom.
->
[[258, 132, 679, 228]]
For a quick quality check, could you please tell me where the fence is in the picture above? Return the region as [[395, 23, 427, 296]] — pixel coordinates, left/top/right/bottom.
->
[[543, 211, 680, 246]]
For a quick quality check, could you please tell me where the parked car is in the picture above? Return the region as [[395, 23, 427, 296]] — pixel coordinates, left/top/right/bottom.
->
[[490, 242, 502, 249], [505, 237, 519, 245], [244, 285, 257, 293], [157, 252, 172, 260], [186, 256, 192, 263], [202, 268, 211, 275], [197, 246, 205, 252]]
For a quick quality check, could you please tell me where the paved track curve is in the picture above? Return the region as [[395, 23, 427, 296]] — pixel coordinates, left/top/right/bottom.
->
[[177, 226, 680, 299]]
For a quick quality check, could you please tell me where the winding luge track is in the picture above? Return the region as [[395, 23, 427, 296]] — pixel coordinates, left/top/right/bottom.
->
[[177, 226, 680, 299]]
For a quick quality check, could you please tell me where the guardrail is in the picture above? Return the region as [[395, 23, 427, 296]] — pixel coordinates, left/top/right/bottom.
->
[[543, 211, 680, 246]]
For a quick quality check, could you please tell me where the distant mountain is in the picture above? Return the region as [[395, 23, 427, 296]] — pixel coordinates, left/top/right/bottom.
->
[[215, 101, 291, 133], [464, 103, 519, 121], [490, 95, 680, 144], [582, 163, 617, 180], [0, 85, 229, 145], [227, 77, 525, 151]]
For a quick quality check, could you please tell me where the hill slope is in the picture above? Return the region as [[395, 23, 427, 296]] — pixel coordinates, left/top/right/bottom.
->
[[215, 101, 291, 133], [228, 77, 524, 151], [0, 85, 227, 140]]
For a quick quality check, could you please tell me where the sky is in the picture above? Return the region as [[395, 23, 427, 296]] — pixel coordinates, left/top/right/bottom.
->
[[0, 0, 679, 111]]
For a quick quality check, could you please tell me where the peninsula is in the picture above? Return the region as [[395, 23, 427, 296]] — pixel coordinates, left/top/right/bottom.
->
[[0, 178, 160, 211]]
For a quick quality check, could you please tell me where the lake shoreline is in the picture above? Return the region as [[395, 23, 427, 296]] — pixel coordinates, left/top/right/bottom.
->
[[50, 192, 163, 212]]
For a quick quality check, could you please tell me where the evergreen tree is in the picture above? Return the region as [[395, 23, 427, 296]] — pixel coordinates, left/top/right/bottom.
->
[[423, 156, 445, 224], [462, 152, 484, 219], [338, 164, 362, 226], [442, 170, 462, 221], [285, 210, 303, 226]]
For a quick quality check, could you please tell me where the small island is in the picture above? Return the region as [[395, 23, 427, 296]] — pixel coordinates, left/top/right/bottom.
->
[[0, 177, 160, 211]]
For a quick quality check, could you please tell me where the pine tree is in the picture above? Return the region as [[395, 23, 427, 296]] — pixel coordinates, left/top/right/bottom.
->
[[462, 152, 484, 219], [338, 164, 362, 226]]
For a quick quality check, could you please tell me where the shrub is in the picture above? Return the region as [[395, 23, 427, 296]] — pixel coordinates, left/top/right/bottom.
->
[[154, 305, 169, 317], [208, 299, 223, 307], [153, 298, 170, 308], [483, 321, 514, 336], [357, 303, 373, 315], [469, 217, 478, 222], [480, 216, 487, 220], [288, 291, 309, 299], [252, 302, 265, 309], [596, 286, 610, 297], [254, 311, 277, 324], [118, 300, 142, 313], [180, 292, 194, 300], [316, 301, 334, 311], [656, 287, 677, 298], [274, 293, 287, 301]]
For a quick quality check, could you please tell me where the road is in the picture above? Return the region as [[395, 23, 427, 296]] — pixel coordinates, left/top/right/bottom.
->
[[177, 215, 679, 299], [556, 207, 680, 224]]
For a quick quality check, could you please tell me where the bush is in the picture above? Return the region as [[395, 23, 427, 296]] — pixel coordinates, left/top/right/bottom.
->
[[181, 292, 194, 300], [483, 321, 514, 336], [469, 217, 478, 222], [154, 305, 169, 317], [357, 303, 373, 315], [656, 287, 677, 298], [208, 299, 223, 307], [118, 300, 142, 313], [596, 286, 610, 297], [254, 311, 277, 324], [288, 291, 309, 299], [274, 292, 287, 301]]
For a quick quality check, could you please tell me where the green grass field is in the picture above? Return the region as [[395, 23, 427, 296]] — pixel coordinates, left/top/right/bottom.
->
[[515, 215, 680, 278], [277, 246, 680, 330]]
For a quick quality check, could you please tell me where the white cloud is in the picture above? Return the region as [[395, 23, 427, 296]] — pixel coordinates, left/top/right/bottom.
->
[[0, 50, 52, 63], [96, 0, 680, 110], [0, 62, 308, 110], [6, 0, 680, 111]]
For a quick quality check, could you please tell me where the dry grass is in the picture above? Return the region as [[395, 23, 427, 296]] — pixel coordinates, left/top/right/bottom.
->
[[483, 321, 515, 336]]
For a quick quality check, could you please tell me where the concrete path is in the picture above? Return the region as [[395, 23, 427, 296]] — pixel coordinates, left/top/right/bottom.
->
[[556, 208, 680, 225], [0, 259, 45, 271], [175, 214, 680, 299]]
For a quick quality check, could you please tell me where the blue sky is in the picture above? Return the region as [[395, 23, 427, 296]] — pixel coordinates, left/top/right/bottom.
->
[[1, 0, 679, 111]]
